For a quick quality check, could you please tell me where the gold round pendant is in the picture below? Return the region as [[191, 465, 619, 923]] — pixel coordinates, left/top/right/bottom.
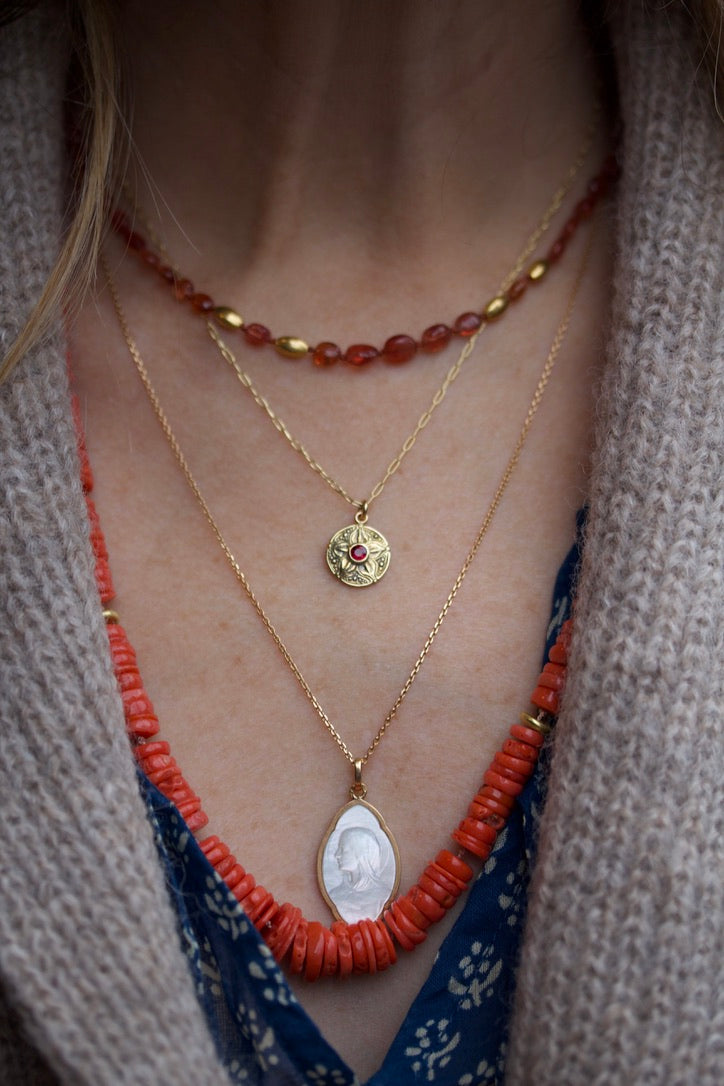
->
[[326, 523, 391, 587]]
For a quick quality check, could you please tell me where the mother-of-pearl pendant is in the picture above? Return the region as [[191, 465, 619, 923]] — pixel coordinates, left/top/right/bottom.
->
[[326, 523, 390, 587], [317, 799, 401, 923]]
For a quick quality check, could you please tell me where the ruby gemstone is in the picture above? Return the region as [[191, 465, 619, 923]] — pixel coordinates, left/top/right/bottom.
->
[[349, 544, 368, 562]]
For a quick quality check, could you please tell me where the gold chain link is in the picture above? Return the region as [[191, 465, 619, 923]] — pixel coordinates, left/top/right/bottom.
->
[[103, 219, 592, 768]]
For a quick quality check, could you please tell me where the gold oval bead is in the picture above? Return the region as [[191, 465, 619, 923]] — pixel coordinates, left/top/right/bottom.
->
[[527, 260, 548, 282], [213, 306, 244, 330], [102, 609, 120, 624], [275, 336, 309, 359], [483, 295, 509, 320]]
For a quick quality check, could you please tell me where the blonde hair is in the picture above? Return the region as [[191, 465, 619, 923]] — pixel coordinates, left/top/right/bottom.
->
[[0, 0, 122, 382], [1, 0, 722, 382]]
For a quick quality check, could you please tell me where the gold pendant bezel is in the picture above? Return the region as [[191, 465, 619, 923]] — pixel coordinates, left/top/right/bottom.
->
[[317, 798, 401, 923]]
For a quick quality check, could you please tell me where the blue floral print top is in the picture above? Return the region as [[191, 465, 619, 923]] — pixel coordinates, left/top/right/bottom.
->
[[139, 514, 582, 1086]]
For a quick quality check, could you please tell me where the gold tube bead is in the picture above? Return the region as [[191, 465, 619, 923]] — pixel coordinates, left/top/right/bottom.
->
[[520, 711, 552, 735], [275, 336, 309, 359], [213, 306, 244, 330], [527, 260, 548, 282], [483, 295, 509, 320], [102, 609, 120, 624]]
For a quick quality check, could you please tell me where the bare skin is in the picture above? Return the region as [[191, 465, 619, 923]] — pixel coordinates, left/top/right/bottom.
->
[[71, 2, 613, 1077]]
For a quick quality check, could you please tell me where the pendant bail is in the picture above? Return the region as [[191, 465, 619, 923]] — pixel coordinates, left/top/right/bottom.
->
[[355, 501, 369, 525], [350, 758, 368, 800]]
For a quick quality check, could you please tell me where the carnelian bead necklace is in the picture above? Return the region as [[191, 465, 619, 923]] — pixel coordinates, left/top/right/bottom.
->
[[111, 154, 618, 368], [78, 394, 571, 977]]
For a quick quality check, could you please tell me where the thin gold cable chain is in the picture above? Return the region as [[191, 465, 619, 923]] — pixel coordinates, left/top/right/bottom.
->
[[103, 222, 593, 771], [125, 125, 597, 518]]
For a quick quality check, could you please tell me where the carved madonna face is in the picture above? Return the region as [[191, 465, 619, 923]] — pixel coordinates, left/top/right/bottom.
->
[[317, 800, 400, 923]]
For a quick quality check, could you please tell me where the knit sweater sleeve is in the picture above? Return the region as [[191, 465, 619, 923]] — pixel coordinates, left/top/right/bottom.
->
[[504, 8, 724, 1084], [0, 8, 233, 1084]]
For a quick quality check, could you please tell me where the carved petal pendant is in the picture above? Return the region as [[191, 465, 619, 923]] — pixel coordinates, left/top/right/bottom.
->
[[326, 523, 391, 587], [317, 799, 401, 923]]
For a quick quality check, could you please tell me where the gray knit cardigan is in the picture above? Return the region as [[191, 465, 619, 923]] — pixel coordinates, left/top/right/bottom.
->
[[1, 4, 722, 1085]]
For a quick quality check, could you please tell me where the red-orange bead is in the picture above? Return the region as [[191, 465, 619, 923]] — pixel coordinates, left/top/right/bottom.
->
[[256, 897, 280, 930], [548, 641, 568, 664], [453, 312, 482, 336], [305, 921, 327, 981], [199, 835, 222, 853], [213, 853, 237, 878], [561, 216, 579, 241], [312, 342, 341, 367], [418, 872, 456, 908], [503, 737, 539, 762], [457, 817, 498, 847], [420, 323, 452, 352], [266, 903, 302, 962], [241, 885, 275, 925], [289, 921, 308, 974], [547, 238, 566, 264], [137, 741, 171, 762], [172, 278, 194, 301], [191, 292, 215, 313], [435, 850, 474, 885], [483, 769, 524, 796], [452, 831, 492, 860], [331, 921, 354, 978], [494, 751, 535, 777], [396, 894, 431, 932], [477, 785, 516, 813], [467, 803, 506, 830], [537, 661, 566, 691], [382, 334, 417, 364], [383, 907, 416, 951], [223, 864, 247, 891], [576, 196, 595, 219], [232, 873, 257, 901], [201, 842, 229, 866], [531, 685, 560, 714], [407, 885, 446, 923], [423, 863, 466, 899], [244, 323, 272, 346], [509, 723, 546, 748], [358, 920, 377, 975], [348, 922, 371, 971], [368, 918, 396, 969], [389, 902, 427, 943], [185, 810, 209, 832], [508, 277, 529, 301], [344, 344, 379, 366], [321, 927, 339, 976], [144, 765, 179, 787], [126, 229, 146, 252], [125, 713, 159, 739]]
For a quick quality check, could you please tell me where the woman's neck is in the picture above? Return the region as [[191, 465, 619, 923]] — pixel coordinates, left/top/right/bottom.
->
[[118, 0, 609, 329]]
